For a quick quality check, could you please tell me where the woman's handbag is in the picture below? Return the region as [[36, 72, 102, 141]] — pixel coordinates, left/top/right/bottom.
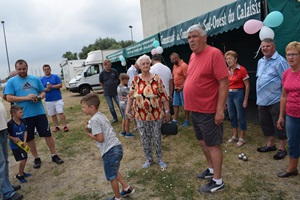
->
[[161, 123, 178, 135]]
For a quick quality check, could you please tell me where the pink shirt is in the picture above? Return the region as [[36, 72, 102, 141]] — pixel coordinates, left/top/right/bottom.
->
[[282, 68, 300, 117], [184, 46, 229, 113]]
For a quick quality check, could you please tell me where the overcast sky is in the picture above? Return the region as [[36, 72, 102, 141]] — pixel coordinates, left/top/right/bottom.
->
[[0, 0, 143, 80]]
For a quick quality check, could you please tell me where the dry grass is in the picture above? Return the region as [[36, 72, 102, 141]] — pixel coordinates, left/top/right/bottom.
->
[[3, 88, 300, 200]]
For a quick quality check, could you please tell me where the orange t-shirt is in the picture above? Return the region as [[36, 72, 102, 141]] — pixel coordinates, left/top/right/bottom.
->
[[172, 60, 188, 88]]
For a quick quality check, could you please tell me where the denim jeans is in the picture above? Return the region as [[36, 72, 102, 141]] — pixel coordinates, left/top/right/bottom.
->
[[286, 115, 300, 158], [227, 90, 247, 130], [0, 129, 15, 199], [104, 95, 120, 121]]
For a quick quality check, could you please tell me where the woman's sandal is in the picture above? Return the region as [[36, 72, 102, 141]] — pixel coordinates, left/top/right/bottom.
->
[[227, 136, 238, 143], [236, 138, 246, 147]]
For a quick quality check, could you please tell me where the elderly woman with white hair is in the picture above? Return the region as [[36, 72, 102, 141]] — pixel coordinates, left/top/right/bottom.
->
[[126, 54, 170, 169]]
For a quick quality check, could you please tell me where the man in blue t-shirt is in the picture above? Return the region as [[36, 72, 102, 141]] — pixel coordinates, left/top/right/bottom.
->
[[41, 64, 69, 132], [4, 59, 64, 169]]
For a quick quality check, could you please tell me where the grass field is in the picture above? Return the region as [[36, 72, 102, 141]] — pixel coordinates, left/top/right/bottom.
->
[[3, 89, 300, 200]]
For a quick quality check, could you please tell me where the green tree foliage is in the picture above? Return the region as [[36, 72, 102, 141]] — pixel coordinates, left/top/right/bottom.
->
[[62, 51, 78, 60], [63, 37, 136, 59]]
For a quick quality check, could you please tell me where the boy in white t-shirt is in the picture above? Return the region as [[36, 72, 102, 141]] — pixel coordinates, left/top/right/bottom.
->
[[81, 93, 134, 200]]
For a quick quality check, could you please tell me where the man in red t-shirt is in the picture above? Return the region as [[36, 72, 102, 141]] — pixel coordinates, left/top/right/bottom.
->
[[184, 24, 229, 194]]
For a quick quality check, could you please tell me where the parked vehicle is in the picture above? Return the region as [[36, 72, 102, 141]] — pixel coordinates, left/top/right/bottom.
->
[[60, 59, 85, 89], [68, 50, 119, 96]]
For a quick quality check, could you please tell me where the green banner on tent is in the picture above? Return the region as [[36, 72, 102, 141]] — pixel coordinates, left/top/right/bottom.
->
[[160, 0, 261, 48], [106, 49, 126, 63], [125, 34, 160, 58]]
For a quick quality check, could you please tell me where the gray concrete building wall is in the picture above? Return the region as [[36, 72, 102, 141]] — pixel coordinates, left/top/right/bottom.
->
[[140, 0, 235, 38]]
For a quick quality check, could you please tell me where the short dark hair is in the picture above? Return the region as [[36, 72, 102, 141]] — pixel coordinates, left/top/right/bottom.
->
[[10, 105, 23, 115], [43, 64, 51, 69], [152, 54, 163, 61], [15, 59, 28, 68], [80, 93, 100, 109]]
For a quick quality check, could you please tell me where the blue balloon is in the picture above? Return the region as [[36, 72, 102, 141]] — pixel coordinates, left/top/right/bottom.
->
[[263, 11, 284, 28], [119, 56, 125, 62], [153, 40, 160, 48]]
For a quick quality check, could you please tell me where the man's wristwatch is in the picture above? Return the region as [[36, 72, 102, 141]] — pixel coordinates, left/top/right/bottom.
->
[[37, 95, 42, 101]]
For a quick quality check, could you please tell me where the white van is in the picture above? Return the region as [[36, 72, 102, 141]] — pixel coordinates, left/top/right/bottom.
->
[[68, 49, 119, 96]]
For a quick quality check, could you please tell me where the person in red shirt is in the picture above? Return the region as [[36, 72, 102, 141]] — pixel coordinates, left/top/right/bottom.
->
[[185, 24, 229, 194], [225, 50, 250, 147]]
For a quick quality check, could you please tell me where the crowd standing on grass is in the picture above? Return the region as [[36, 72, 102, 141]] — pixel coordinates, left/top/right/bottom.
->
[[4, 59, 64, 170], [40, 64, 69, 133], [184, 24, 229, 193], [256, 38, 290, 160], [277, 41, 300, 178], [117, 73, 134, 138], [7, 105, 32, 184], [169, 52, 190, 127], [0, 101, 24, 200], [126, 54, 170, 170], [225, 50, 250, 147], [81, 93, 134, 200], [99, 59, 121, 123]]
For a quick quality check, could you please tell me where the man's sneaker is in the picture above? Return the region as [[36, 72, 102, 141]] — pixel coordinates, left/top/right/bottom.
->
[[53, 127, 60, 132], [169, 119, 178, 125], [199, 179, 225, 193], [63, 126, 69, 132], [33, 157, 41, 169], [52, 155, 64, 164], [142, 160, 153, 168], [112, 119, 118, 123], [7, 192, 24, 200], [182, 120, 190, 127], [120, 186, 135, 197], [125, 133, 135, 138], [120, 131, 126, 136], [16, 174, 27, 183], [23, 172, 32, 177], [197, 168, 214, 179]]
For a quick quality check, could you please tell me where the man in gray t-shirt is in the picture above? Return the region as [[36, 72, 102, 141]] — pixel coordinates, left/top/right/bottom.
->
[[99, 59, 121, 123]]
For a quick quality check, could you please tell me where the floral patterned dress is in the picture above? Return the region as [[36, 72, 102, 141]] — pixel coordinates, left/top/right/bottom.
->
[[129, 74, 168, 121]]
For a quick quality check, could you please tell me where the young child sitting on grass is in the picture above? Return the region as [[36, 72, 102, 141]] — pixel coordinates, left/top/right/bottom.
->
[[117, 73, 134, 138], [7, 105, 32, 183], [81, 93, 134, 200]]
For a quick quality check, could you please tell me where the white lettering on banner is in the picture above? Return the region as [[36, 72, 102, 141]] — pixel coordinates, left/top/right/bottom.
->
[[237, 0, 261, 20], [176, 29, 188, 40], [161, 31, 175, 45], [202, 0, 260, 31]]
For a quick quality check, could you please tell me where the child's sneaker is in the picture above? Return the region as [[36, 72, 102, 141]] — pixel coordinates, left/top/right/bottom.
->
[[169, 119, 178, 125], [63, 126, 69, 132], [120, 186, 135, 197], [125, 133, 134, 138], [142, 160, 153, 168], [16, 174, 27, 183], [54, 127, 60, 132], [120, 131, 126, 136], [23, 172, 32, 177]]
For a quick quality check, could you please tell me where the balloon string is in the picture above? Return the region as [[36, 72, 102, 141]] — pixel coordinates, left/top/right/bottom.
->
[[254, 45, 261, 59]]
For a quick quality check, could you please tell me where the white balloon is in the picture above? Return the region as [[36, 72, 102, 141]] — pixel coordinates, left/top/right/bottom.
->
[[121, 61, 126, 66], [259, 26, 275, 41], [156, 46, 164, 54]]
